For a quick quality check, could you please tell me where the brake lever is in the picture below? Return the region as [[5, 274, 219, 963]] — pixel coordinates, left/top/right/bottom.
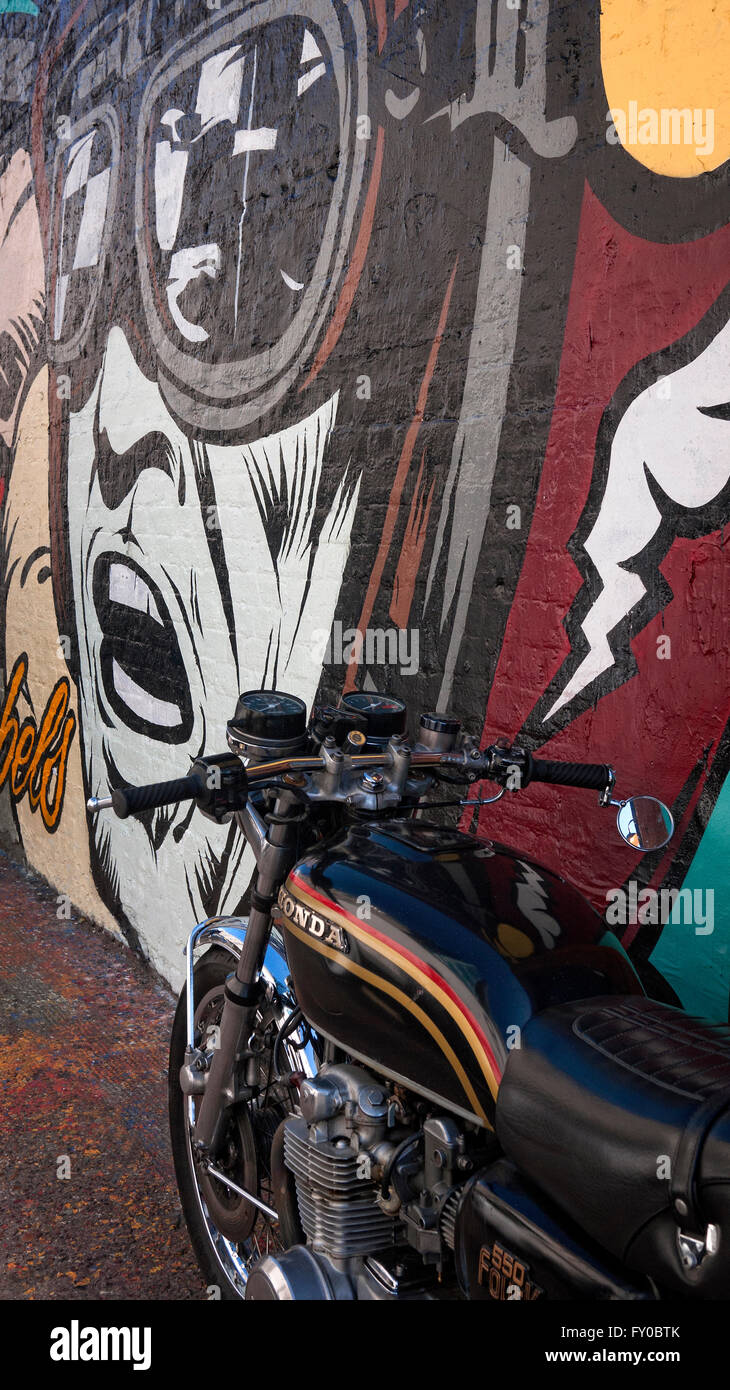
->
[[459, 789, 505, 806]]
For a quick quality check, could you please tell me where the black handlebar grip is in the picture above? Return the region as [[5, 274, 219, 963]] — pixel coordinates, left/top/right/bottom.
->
[[111, 774, 204, 819], [529, 760, 611, 791]]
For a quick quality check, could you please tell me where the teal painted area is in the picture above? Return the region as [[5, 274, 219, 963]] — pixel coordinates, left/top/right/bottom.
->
[[0, 0, 39, 12], [650, 774, 730, 1022]]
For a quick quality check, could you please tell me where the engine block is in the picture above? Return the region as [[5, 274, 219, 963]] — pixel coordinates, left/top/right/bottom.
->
[[249, 1063, 464, 1300], [284, 1118, 397, 1258]]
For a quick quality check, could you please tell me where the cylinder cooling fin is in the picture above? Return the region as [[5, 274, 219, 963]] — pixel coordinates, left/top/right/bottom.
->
[[284, 1116, 398, 1258]]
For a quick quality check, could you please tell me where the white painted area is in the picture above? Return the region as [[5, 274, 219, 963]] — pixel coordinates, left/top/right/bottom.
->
[[54, 271, 69, 341], [301, 29, 322, 65], [515, 861, 561, 948], [55, 131, 97, 338], [67, 327, 359, 986], [232, 126, 277, 155], [234, 41, 259, 331], [160, 108, 185, 144], [195, 45, 245, 137], [207, 387, 360, 695], [72, 167, 110, 270], [416, 27, 427, 75], [154, 140, 189, 251], [297, 63, 325, 97], [166, 243, 220, 341], [384, 85, 420, 120], [280, 269, 304, 291], [547, 314, 730, 719], [109, 561, 163, 625], [63, 131, 94, 199], [112, 658, 181, 728]]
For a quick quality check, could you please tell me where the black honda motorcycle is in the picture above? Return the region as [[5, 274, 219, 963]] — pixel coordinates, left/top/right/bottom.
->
[[88, 690, 730, 1301]]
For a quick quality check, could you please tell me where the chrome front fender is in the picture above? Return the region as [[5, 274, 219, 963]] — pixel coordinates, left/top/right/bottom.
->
[[183, 915, 317, 1075]]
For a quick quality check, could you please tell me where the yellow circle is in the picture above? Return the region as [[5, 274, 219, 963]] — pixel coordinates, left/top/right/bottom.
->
[[601, 0, 730, 176], [496, 923, 535, 959]]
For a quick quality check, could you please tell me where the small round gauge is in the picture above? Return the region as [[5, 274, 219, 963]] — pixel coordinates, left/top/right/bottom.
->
[[227, 690, 308, 754], [340, 691, 407, 741]]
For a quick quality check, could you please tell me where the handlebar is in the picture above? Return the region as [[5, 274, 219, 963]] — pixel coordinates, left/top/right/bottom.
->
[[527, 759, 613, 791], [108, 774, 205, 819], [86, 744, 616, 820]]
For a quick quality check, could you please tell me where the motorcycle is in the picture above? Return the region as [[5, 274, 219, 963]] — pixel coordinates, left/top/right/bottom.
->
[[87, 689, 730, 1301]]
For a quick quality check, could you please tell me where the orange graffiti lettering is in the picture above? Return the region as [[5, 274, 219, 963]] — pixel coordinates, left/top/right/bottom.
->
[[0, 654, 76, 831]]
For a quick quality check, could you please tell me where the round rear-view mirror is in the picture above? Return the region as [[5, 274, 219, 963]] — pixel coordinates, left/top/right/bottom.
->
[[616, 797, 674, 852]]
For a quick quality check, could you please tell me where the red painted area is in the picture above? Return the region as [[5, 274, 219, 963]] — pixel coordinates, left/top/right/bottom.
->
[[390, 449, 435, 628], [289, 869, 502, 1082], [372, 0, 388, 52], [475, 183, 730, 913]]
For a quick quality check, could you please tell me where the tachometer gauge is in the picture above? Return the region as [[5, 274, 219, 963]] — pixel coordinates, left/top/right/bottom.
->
[[340, 691, 407, 742], [227, 690, 308, 757]]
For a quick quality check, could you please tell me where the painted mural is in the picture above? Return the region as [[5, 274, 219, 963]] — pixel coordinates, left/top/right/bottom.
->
[[0, 0, 729, 1009]]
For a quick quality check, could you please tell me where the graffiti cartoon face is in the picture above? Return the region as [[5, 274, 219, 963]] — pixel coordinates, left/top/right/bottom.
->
[[36, 0, 371, 975], [34, 0, 589, 977]]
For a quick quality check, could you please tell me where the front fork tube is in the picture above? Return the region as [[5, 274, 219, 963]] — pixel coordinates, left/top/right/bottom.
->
[[190, 794, 299, 1158]]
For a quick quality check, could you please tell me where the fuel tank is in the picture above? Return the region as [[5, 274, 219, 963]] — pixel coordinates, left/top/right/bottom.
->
[[276, 820, 643, 1129]]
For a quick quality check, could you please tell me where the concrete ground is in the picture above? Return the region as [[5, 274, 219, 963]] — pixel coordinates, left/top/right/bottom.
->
[[0, 850, 205, 1300]]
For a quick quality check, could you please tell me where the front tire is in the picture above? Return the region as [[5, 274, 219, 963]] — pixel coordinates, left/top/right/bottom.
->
[[168, 947, 300, 1299]]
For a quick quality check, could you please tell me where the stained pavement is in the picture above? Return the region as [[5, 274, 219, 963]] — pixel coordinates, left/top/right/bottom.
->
[[0, 849, 205, 1300]]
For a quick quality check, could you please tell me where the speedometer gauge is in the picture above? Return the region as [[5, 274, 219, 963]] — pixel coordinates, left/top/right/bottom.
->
[[227, 690, 308, 756], [340, 691, 407, 742]]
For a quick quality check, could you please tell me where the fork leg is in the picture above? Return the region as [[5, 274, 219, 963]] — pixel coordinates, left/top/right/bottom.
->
[[191, 793, 299, 1157]]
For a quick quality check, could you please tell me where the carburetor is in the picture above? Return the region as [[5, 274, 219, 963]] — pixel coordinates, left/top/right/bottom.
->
[[282, 1064, 405, 1259]]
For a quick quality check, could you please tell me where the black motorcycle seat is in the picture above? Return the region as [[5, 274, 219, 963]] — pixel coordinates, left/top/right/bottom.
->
[[495, 995, 730, 1296]]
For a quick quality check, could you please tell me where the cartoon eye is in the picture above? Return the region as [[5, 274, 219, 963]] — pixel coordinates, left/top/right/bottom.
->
[[698, 402, 730, 420]]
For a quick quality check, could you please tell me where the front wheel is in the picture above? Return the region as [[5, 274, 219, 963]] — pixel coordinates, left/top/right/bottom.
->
[[168, 947, 305, 1299]]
